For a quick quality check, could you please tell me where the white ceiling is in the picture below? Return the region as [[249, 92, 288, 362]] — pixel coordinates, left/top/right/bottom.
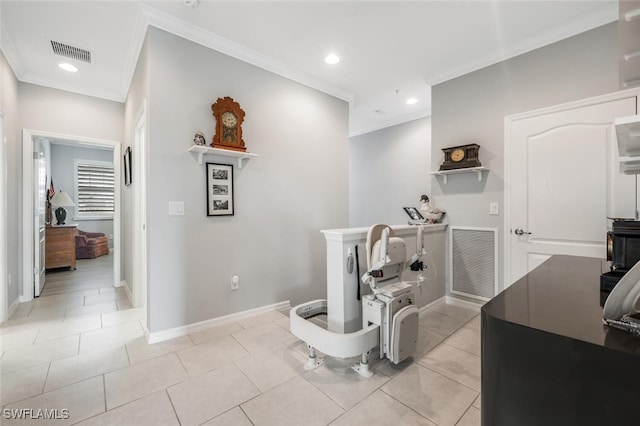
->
[[0, 1, 618, 136]]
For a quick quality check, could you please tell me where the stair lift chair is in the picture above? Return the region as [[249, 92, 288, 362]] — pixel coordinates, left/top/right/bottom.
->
[[290, 224, 421, 377]]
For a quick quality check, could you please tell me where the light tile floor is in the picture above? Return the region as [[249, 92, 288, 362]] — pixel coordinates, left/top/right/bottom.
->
[[1, 254, 482, 425]]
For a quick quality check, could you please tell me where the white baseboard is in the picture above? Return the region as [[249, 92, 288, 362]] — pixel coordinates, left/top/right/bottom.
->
[[115, 280, 125, 288], [4, 297, 20, 322], [121, 280, 132, 304], [419, 296, 445, 314], [147, 300, 291, 344], [445, 295, 483, 313]]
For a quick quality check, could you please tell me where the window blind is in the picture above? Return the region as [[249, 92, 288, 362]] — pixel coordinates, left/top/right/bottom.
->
[[76, 162, 114, 215]]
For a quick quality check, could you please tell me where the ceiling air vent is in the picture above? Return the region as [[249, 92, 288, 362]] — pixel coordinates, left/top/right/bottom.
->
[[50, 40, 91, 63]]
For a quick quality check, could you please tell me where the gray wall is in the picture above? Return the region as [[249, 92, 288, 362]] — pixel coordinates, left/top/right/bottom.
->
[[349, 117, 432, 227], [141, 28, 349, 333], [18, 83, 123, 142], [431, 22, 620, 296], [50, 144, 114, 246], [1, 51, 20, 309]]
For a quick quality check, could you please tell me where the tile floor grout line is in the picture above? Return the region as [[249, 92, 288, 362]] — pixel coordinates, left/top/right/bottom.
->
[[416, 356, 481, 394], [101, 373, 108, 417], [237, 374, 300, 420], [173, 349, 193, 381], [163, 388, 183, 425], [104, 356, 187, 413], [229, 330, 253, 354], [238, 404, 257, 426], [40, 361, 53, 397], [440, 338, 481, 358], [4, 372, 103, 408], [233, 354, 265, 393], [455, 402, 479, 426], [378, 386, 440, 425]]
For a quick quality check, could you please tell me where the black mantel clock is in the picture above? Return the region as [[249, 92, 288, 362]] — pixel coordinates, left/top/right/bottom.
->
[[439, 143, 482, 171]]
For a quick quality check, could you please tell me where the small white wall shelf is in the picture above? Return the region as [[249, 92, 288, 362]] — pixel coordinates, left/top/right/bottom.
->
[[429, 166, 489, 184], [188, 145, 258, 168]]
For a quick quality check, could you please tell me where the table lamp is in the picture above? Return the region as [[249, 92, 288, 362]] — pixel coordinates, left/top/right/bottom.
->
[[50, 191, 75, 225]]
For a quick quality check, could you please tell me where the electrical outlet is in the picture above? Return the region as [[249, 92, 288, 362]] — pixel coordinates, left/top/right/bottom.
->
[[489, 202, 499, 215], [230, 275, 240, 290]]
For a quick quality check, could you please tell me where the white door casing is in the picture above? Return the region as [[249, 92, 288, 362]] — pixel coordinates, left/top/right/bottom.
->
[[133, 101, 148, 329], [0, 113, 6, 322], [505, 90, 639, 287]]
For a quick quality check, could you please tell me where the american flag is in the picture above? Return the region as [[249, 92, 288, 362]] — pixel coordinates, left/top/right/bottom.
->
[[48, 178, 55, 201]]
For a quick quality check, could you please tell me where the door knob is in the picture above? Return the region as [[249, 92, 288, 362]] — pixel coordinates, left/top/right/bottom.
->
[[514, 228, 531, 236]]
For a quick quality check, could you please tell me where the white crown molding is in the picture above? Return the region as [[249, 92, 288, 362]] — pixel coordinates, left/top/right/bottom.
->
[[349, 107, 431, 138], [426, 5, 618, 86], [1, 24, 25, 79], [139, 3, 354, 105], [119, 5, 149, 102]]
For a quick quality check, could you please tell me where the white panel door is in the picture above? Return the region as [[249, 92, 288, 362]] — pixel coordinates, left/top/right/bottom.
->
[[508, 96, 637, 286], [34, 140, 47, 297]]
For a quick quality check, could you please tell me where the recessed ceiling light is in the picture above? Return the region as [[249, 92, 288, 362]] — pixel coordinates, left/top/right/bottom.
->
[[58, 62, 78, 72], [325, 54, 340, 65], [406, 98, 418, 105]]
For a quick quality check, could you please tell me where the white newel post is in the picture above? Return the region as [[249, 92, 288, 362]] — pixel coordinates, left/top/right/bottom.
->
[[322, 229, 364, 333]]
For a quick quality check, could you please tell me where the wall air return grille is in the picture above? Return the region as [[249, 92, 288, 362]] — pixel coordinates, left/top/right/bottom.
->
[[51, 41, 91, 63], [450, 227, 498, 301]]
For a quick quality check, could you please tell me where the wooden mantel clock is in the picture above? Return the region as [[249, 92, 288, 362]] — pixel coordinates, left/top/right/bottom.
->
[[211, 96, 246, 152], [439, 143, 481, 170]]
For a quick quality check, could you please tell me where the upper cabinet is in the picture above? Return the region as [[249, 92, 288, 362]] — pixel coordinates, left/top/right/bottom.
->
[[619, 1, 640, 90]]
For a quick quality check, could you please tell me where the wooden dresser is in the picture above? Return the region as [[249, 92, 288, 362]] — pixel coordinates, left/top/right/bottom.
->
[[45, 224, 77, 270]]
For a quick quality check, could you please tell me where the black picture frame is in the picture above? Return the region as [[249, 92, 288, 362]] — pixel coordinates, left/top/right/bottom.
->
[[403, 207, 424, 221], [206, 162, 234, 216], [123, 146, 132, 186]]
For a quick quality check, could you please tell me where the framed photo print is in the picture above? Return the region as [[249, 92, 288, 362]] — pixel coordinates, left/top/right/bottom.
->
[[403, 207, 424, 221], [123, 146, 132, 186], [206, 162, 234, 216]]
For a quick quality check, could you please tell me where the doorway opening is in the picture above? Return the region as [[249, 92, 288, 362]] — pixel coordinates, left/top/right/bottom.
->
[[22, 130, 122, 302]]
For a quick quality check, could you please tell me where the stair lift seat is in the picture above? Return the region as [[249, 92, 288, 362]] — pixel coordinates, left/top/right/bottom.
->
[[290, 224, 421, 377]]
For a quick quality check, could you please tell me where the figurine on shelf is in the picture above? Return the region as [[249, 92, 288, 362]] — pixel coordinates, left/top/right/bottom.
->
[[420, 194, 446, 223], [193, 131, 206, 146]]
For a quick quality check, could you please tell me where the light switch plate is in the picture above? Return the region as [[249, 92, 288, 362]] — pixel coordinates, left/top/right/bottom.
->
[[169, 201, 185, 216], [489, 202, 499, 215]]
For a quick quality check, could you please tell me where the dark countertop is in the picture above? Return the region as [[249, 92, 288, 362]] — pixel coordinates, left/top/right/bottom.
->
[[482, 255, 640, 355]]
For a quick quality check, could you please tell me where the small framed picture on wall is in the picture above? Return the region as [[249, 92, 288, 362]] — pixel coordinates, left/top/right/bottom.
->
[[123, 146, 132, 186], [206, 162, 234, 216]]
